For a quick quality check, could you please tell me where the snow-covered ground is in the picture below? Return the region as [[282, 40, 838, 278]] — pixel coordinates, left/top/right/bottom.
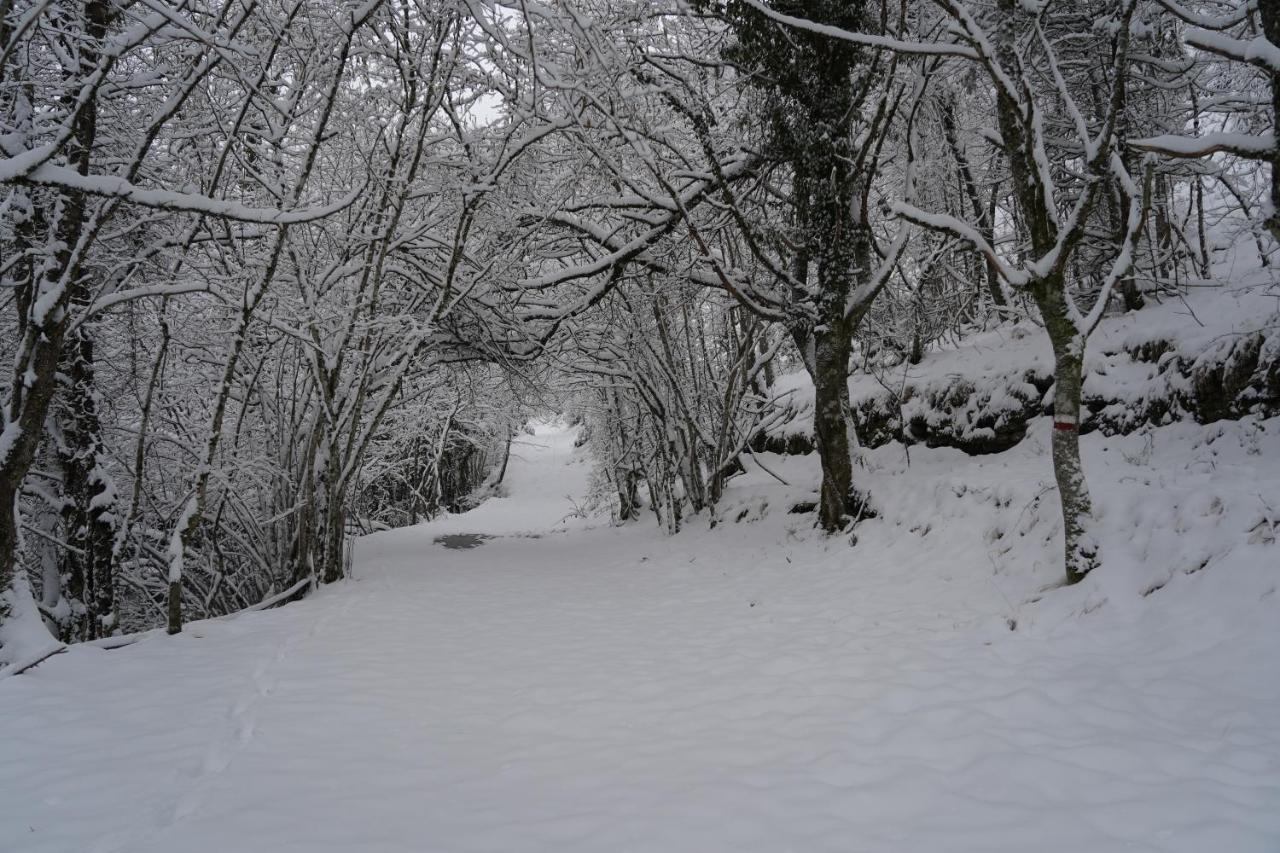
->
[[768, 266, 1280, 450], [2, 420, 1278, 852]]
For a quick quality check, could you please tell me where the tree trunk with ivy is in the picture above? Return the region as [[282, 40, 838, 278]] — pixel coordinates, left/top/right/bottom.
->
[[56, 325, 120, 640], [0, 0, 108, 630], [803, 323, 856, 531], [1261, 0, 1280, 243], [711, 0, 876, 531]]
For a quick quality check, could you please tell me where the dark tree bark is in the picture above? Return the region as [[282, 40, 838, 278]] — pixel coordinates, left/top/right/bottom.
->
[[1, 0, 108, 622], [801, 325, 856, 531], [1261, 0, 1280, 243], [940, 93, 1006, 309], [56, 326, 119, 639], [708, 0, 877, 531]]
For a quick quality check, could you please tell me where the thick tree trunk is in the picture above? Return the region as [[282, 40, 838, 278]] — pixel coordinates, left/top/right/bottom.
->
[[0, 328, 63, 615], [167, 580, 182, 635], [0, 483, 23, 621], [1261, 0, 1280, 244], [801, 328, 854, 532], [0, 190, 84, 628], [618, 469, 641, 521], [2, 0, 112, 636], [57, 327, 119, 640]]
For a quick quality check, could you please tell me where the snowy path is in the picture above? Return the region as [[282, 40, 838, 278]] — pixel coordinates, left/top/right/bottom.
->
[[2, 422, 1278, 852]]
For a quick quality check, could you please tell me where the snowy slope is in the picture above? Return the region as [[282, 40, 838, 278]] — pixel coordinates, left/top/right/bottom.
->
[[1, 420, 1278, 853], [767, 272, 1280, 451]]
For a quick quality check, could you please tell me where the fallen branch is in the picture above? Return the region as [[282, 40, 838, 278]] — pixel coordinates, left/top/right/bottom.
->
[[0, 644, 67, 681], [238, 577, 314, 614]]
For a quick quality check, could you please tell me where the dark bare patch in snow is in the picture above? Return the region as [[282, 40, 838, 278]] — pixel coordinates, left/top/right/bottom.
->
[[433, 533, 493, 550]]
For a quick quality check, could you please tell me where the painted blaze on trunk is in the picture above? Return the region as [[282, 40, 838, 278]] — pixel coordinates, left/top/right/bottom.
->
[[984, 0, 1132, 584], [1048, 334, 1099, 584]]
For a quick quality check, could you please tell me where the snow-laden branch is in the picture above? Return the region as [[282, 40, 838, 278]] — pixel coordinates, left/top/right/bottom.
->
[[82, 281, 211, 319], [737, 0, 978, 59], [931, 0, 1024, 106], [1152, 0, 1256, 29], [1036, 20, 1094, 162], [1185, 28, 1280, 72], [517, 156, 754, 291], [5, 160, 365, 224], [1067, 154, 1149, 337], [1128, 132, 1276, 160], [846, 229, 909, 321], [890, 201, 1029, 287]]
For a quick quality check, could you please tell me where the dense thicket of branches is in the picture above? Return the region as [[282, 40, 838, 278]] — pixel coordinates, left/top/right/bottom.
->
[[1, 0, 1275, 665]]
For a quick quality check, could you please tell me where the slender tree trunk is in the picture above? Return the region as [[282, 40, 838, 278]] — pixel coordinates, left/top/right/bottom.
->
[[493, 428, 514, 487], [290, 415, 323, 586], [941, 93, 1005, 308], [321, 445, 344, 585], [1038, 283, 1099, 584]]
